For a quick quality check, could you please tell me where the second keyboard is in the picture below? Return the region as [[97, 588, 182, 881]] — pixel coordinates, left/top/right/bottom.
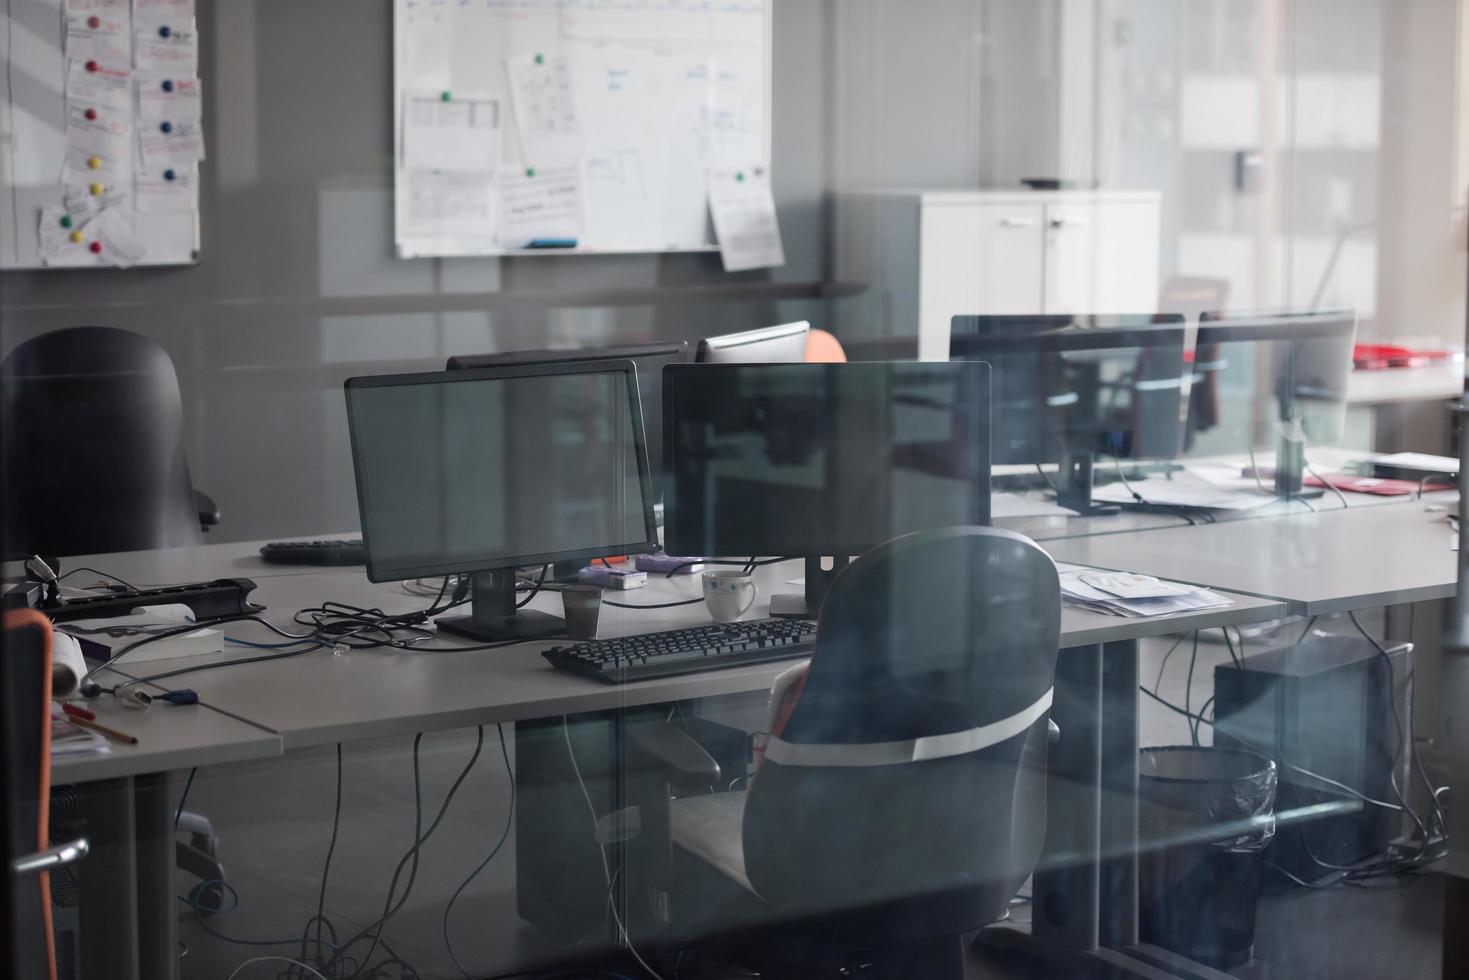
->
[[542, 618, 817, 683]]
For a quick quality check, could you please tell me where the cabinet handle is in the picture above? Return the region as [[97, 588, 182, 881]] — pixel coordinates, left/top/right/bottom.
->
[[1000, 217, 1037, 228], [1049, 215, 1091, 228]]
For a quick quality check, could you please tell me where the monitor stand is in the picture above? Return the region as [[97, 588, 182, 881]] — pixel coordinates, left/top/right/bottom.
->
[[769, 556, 849, 620], [1272, 429, 1324, 499], [1055, 449, 1120, 517], [437, 568, 565, 643]]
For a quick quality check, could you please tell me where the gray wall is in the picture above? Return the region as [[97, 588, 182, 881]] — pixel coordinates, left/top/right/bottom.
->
[[0, 0, 842, 541]]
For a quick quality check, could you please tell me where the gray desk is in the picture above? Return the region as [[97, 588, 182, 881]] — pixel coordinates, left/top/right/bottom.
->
[[87, 558, 1285, 751], [1044, 503, 1458, 616]]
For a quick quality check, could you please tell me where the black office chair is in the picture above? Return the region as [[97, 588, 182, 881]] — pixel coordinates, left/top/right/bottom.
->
[[1, 326, 219, 558], [0, 327, 226, 911], [625, 526, 1062, 979]]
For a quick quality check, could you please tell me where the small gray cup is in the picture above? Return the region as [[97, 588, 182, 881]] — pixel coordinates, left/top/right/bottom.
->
[[562, 585, 603, 640]]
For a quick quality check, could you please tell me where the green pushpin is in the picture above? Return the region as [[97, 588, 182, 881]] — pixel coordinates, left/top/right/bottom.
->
[[535, 52, 544, 64], [526, 166, 536, 177], [440, 90, 452, 102], [59, 214, 73, 229], [736, 171, 746, 182]]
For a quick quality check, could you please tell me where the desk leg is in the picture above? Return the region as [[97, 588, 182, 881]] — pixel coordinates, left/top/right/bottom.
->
[[135, 773, 180, 980], [1033, 643, 1102, 951], [1099, 639, 1139, 949], [76, 778, 140, 980]]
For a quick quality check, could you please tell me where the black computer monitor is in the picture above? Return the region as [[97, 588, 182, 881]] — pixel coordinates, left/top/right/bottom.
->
[[1188, 309, 1357, 496], [948, 313, 1188, 515], [664, 361, 991, 617], [447, 342, 688, 486], [344, 360, 658, 641], [695, 321, 810, 363]]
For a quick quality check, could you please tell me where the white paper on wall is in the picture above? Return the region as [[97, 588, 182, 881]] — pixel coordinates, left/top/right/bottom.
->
[[706, 166, 784, 272], [504, 51, 581, 169], [401, 94, 500, 172], [498, 167, 583, 247]]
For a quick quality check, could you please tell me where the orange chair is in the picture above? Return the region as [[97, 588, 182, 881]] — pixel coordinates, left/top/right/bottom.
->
[[804, 328, 847, 363]]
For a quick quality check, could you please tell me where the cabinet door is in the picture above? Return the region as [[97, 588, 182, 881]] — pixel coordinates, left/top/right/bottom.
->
[[1043, 200, 1161, 314], [918, 202, 1045, 360]]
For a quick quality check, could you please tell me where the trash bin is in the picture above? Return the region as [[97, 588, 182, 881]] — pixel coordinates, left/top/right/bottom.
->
[[1138, 746, 1277, 969]]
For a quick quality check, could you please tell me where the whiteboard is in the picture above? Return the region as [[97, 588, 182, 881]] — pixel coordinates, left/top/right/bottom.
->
[[0, 0, 200, 270], [393, 0, 772, 258]]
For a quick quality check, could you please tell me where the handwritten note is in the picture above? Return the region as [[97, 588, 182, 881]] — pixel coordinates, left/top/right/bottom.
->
[[139, 118, 205, 166], [65, 12, 129, 64], [136, 74, 201, 120], [707, 167, 784, 272], [405, 170, 497, 237], [65, 59, 131, 109], [136, 170, 197, 213], [505, 51, 581, 169], [499, 167, 583, 247], [134, 24, 198, 74], [402, 94, 500, 172]]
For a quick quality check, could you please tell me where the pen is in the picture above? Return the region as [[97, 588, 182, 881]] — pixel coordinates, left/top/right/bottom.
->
[[62, 702, 96, 721], [67, 715, 138, 745]]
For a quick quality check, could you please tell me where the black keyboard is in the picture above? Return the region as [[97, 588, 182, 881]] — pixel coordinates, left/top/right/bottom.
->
[[543, 619, 817, 683], [259, 539, 366, 567]]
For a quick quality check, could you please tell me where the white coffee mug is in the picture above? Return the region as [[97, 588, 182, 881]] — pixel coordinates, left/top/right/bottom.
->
[[702, 570, 758, 623]]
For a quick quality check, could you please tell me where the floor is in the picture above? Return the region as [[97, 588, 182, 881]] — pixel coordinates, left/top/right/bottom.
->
[[157, 619, 1443, 980]]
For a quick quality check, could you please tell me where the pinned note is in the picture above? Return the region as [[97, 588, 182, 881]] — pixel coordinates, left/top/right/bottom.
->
[[402, 93, 500, 172], [505, 51, 581, 168], [707, 167, 785, 272], [88, 208, 149, 267], [67, 102, 130, 139], [134, 22, 198, 73], [405, 170, 497, 237], [66, 59, 131, 109], [499, 167, 583, 248], [139, 118, 205, 166], [136, 168, 197, 213], [133, 0, 193, 13], [136, 74, 201, 119], [63, 0, 127, 13], [65, 12, 129, 64]]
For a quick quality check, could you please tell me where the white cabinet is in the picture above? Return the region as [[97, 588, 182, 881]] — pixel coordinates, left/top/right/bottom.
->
[[835, 190, 1162, 360]]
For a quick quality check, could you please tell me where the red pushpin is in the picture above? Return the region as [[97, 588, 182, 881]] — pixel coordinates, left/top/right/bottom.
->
[[84, 107, 98, 121], [89, 241, 103, 254], [87, 15, 100, 28], [85, 60, 99, 73]]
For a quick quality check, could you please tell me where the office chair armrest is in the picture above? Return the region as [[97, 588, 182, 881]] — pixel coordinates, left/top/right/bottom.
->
[[627, 721, 722, 794], [194, 489, 220, 528]]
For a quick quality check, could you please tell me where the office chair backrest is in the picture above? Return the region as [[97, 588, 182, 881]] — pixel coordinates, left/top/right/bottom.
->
[[742, 526, 1060, 935], [1, 326, 201, 556]]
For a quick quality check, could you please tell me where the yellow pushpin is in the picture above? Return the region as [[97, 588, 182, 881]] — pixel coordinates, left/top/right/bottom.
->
[[89, 182, 104, 195], [69, 230, 84, 244], [87, 155, 102, 170]]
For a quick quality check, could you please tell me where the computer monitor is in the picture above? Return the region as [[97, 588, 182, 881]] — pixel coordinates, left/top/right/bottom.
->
[[344, 360, 658, 641], [948, 314, 1188, 515], [1187, 309, 1357, 496], [695, 321, 811, 363], [664, 361, 991, 617], [446, 342, 688, 486]]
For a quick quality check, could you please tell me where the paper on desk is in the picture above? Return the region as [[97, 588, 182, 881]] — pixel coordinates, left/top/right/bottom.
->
[[51, 704, 110, 758], [505, 51, 581, 169], [708, 166, 785, 272], [402, 93, 500, 172], [1374, 452, 1459, 475], [405, 169, 497, 237], [1057, 563, 1230, 618], [61, 602, 220, 664], [498, 166, 582, 247], [1092, 480, 1277, 512], [991, 492, 1081, 519]]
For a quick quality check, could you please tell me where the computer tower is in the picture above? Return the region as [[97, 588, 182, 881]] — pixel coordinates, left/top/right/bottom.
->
[[1213, 634, 1411, 882]]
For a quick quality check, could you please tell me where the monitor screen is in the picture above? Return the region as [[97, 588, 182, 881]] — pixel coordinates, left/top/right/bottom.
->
[[696, 321, 811, 364], [663, 361, 991, 558], [345, 361, 657, 582], [1187, 309, 1357, 455], [948, 314, 1187, 466], [446, 342, 687, 483]]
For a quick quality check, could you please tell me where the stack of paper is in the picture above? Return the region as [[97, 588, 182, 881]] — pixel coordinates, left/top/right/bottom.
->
[[1092, 479, 1277, 512], [1058, 564, 1231, 618], [50, 704, 109, 758]]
